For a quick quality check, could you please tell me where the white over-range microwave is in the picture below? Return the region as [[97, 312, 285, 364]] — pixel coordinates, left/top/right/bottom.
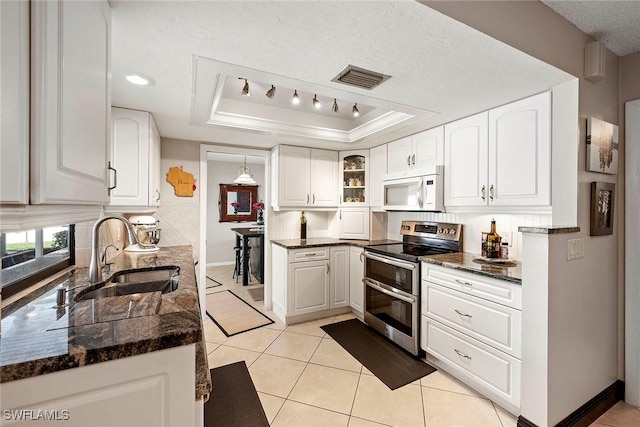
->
[[382, 165, 444, 212]]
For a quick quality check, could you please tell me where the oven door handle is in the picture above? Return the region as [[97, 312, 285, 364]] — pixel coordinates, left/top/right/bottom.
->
[[363, 278, 416, 304], [364, 251, 417, 271]]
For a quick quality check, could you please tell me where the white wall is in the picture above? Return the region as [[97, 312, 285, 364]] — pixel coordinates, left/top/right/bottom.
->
[[206, 160, 265, 265]]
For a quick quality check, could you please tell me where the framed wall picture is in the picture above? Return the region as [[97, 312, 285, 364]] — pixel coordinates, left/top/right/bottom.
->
[[219, 184, 258, 222], [590, 182, 615, 236], [586, 117, 619, 174]]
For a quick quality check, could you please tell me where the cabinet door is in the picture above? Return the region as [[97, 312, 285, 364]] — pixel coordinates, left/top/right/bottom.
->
[[369, 145, 387, 208], [387, 136, 412, 174], [148, 114, 161, 207], [444, 112, 489, 207], [310, 149, 338, 206], [110, 108, 150, 206], [330, 246, 350, 309], [413, 126, 444, 169], [30, 1, 111, 204], [349, 246, 364, 314], [339, 150, 368, 206], [279, 145, 311, 206], [288, 260, 329, 315], [339, 208, 370, 240], [489, 92, 551, 206], [0, 0, 29, 204]]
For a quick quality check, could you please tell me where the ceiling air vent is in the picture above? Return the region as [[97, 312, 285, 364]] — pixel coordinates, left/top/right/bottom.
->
[[331, 65, 391, 90]]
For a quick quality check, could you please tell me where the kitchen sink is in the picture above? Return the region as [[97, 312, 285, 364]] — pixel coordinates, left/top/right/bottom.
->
[[74, 265, 180, 302]]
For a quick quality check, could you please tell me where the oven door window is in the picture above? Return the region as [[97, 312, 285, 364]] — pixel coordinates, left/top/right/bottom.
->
[[365, 257, 414, 294], [365, 284, 414, 337]]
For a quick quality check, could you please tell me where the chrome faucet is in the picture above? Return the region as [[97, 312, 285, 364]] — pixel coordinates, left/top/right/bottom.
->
[[88, 215, 139, 284]]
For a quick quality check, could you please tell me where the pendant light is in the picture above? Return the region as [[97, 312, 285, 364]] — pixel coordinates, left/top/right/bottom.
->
[[265, 84, 276, 98], [352, 103, 360, 117], [234, 156, 256, 185], [291, 90, 300, 105]]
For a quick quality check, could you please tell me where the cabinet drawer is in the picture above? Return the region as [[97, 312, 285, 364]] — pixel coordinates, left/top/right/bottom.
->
[[422, 264, 521, 309], [289, 247, 329, 262], [421, 317, 520, 407], [422, 283, 521, 358]]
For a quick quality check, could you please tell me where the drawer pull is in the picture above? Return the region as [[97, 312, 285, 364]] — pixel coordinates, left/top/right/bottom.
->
[[454, 309, 472, 318], [454, 349, 472, 360], [455, 279, 473, 287], [304, 253, 318, 257]]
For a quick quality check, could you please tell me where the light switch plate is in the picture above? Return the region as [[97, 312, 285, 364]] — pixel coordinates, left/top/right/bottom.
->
[[567, 238, 585, 260]]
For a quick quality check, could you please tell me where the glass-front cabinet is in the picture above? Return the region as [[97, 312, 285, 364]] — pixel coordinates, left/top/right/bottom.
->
[[339, 150, 369, 206]]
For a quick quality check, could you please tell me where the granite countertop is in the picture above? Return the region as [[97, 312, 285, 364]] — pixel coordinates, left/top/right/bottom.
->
[[421, 252, 522, 284], [0, 246, 212, 401], [271, 237, 401, 249]]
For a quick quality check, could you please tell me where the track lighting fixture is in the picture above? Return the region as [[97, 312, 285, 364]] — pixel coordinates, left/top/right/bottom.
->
[[291, 90, 300, 105], [352, 103, 360, 117], [332, 99, 339, 113], [265, 85, 276, 98], [313, 94, 321, 109], [241, 78, 250, 96]]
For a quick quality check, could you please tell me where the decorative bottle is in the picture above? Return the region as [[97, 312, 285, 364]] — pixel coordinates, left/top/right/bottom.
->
[[300, 211, 307, 239], [485, 218, 501, 258]]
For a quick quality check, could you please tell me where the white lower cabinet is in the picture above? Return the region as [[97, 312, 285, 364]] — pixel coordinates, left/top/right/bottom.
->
[[2, 345, 197, 426], [349, 246, 364, 316], [421, 263, 522, 415], [272, 244, 350, 324]]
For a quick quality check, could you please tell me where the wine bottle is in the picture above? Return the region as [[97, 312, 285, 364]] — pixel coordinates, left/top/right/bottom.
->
[[300, 211, 307, 239], [486, 218, 501, 258]]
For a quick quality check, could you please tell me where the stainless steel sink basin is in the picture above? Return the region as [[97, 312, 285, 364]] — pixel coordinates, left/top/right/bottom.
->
[[74, 265, 180, 302]]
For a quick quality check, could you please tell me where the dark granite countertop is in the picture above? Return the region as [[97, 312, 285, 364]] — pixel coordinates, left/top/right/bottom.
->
[[271, 238, 401, 249], [421, 252, 522, 284], [0, 246, 212, 401]]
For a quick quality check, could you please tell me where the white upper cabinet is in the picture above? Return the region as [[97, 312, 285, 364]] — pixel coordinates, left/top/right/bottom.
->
[[369, 145, 387, 208], [0, 1, 29, 204], [30, 0, 111, 205], [272, 145, 338, 209], [337, 207, 370, 240], [339, 150, 369, 206], [444, 92, 551, 208], [387, 126, 444, 176], [109, 108, 161, 209], [488, 92, 551, 206], [444, 112, 489, 207]]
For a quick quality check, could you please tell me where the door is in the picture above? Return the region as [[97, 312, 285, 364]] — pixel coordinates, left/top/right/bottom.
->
[[279, 145, 311, 206], [288, 260, 329, 315], [339, 208, 370, 240], [386, 136, 412, 174], [349, 246, 364, 314], [444, 112, 489, 207], [330, 246, 349, 308], [412, 126, 444, 169], [489, 92, 551, 206], [30, 0, 111, 204], [310, 149, 338, 206], [368, 145, 387, 208]]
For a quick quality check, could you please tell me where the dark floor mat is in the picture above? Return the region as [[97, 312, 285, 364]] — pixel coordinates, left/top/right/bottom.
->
[[205, 361, 269, 427], [321, 319, 436, 390]]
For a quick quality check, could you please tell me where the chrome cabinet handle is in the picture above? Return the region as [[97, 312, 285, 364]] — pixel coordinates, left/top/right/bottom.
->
[[156, 189, 161, 202], [359, 252, 364, 262], [455, 309, 472, 318], [412, 154, 415, 166], [454, 349, 472, 360], [304, 253, 318, 257], [455, 279, 473, 287], [481, 185, 486, 201], [307, 194, 310, 204], [489, 185, 494, 201], [108, 161, 117, 195], [313, 194, 316, 204], [340, 210, 342, 220], [326, 263, 330, 274], [407, 155, 411, 166]]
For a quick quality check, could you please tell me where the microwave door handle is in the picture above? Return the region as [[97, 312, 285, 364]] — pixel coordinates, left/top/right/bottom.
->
[[364, 251, 417, 271], [416, 177, 424, 208], [363, 278, 415, 304]]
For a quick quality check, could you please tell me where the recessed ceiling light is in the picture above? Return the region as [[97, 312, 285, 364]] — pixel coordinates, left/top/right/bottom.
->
[[313, 94, 321, 109], [291, 90, 300, 105], [126, 73, 155, 86]]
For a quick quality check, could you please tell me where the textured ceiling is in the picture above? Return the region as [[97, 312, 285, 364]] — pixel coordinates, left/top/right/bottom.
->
[[110, 1, 573, 150], [543, 0, 640, 56]]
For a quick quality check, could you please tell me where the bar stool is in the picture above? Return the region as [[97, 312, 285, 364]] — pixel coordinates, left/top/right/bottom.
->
[[232, 243, 251, 283]]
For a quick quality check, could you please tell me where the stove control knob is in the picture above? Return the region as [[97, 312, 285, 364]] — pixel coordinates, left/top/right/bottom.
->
[[449, 229, 456, 235], [438, 228, 444, 233], [442, 228, 449, 234]]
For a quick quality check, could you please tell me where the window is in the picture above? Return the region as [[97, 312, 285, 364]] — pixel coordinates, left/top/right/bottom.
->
[[1, 225, 75, 299]]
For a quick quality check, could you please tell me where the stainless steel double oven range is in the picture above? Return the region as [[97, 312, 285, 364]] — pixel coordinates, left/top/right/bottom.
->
[[363, 221, 463, 356]]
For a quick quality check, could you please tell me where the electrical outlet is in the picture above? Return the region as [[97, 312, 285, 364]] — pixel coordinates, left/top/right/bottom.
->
[[567, 238, 585, 260], [499, 231, 513, 247]]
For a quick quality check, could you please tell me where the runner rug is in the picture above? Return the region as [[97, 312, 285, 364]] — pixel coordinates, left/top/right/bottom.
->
[[206, 290, 273, 337], [205, 361, 269, 427], [321, 318, 436, 390]]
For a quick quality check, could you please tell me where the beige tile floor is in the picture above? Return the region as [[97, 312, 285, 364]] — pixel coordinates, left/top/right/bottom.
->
[[205, 266, 639, 427]]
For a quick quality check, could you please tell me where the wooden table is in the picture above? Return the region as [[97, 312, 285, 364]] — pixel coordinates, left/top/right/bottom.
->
[[231, 228, 264, 286]]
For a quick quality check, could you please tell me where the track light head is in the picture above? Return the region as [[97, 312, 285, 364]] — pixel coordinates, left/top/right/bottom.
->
[[265, 85, 276, 99], [313, 94, 321, 109], [352, 103, 360, 117], [241, 78, 250, 96], [291, 90, 300, 105], [332, 99, 339, 113]]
